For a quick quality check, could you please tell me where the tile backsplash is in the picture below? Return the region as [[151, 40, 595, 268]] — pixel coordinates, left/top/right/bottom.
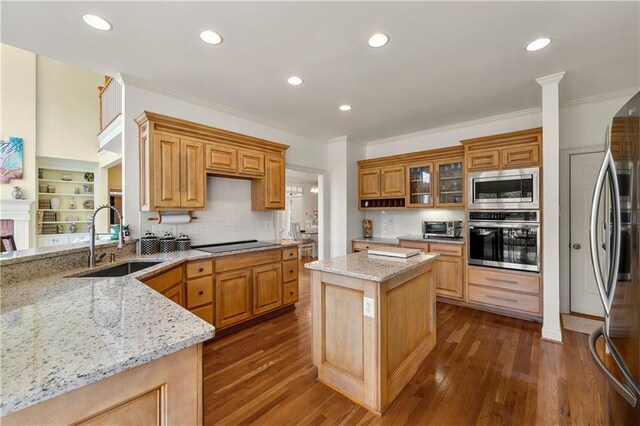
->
[[364, 209, 465, 238], [141, 176, 277, 246]]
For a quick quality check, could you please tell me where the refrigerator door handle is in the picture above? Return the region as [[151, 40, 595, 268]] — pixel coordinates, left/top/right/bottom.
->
[[589, 326, 638, 407], [606, 153, 622, 304], [590, 148, 616, 315]]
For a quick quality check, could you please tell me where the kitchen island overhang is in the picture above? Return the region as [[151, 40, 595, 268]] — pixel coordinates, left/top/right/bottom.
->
[[305, 251, 439, 415]]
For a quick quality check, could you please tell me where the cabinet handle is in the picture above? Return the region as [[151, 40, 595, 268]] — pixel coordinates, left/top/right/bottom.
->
[[486, 294, 518, 304], [198, 290, 204, 295], [486, 277, 519, 285]]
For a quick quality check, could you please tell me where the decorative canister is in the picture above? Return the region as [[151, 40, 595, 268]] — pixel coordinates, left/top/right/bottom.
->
[[140, 231, 159, 255], [176, 234, 191, 251], [159, 231, 177, 253], [50, 197, 61, 210], [363, 219, 373, 238]]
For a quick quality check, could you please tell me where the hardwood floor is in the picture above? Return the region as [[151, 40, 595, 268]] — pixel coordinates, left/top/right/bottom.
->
[[203, 261, 607, 425]]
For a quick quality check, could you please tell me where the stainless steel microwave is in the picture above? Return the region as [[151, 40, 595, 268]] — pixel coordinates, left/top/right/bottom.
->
[[468, 167, 539, 210]]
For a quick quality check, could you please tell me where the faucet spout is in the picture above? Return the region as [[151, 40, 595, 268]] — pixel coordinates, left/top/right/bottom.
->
[[89, 204, 124, 268]]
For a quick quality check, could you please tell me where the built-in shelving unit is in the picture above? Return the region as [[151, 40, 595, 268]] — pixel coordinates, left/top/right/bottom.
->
[[37, 165, 97, 247]]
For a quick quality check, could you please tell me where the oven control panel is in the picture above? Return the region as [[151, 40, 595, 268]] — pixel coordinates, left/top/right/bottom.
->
[[469, 211, 538, 222]]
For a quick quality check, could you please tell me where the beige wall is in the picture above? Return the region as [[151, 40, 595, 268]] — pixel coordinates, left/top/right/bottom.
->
[[108, 163, 122, 190], [36, 56, 103, 161]]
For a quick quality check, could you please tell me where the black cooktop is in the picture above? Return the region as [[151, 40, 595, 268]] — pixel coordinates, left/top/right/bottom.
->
[[192, 240, 279, 254]]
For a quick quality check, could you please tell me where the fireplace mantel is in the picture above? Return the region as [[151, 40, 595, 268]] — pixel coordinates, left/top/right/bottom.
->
[[0, 199, 34, 249]]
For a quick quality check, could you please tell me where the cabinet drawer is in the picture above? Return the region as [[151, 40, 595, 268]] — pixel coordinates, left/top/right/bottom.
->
[[190, 304, 213, 325], [353, 241, 399, 252], [283, 281, 298, 305], [238, 149, 265, 176], [283, 259, 298, 282], [145, 266, 183, 294], [468, 285, 540, 315], [282, 247, 298, 260], [186, 276, 213, 309], [468, 267, 540, 294], [467, 149, 500, 171], [186, 260, 213, 278], [428, 243, 463, 257], [206, 143, 237, 172], [398, 241, 428, 252], [501, 143, 540, 168], [216, 250, 282, 273]]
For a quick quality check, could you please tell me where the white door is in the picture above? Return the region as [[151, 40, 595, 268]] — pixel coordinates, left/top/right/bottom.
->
[[570, 152, 606, 317]]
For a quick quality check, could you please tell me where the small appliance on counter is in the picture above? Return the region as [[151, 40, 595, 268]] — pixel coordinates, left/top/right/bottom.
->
[[422, 220, 463, 239], [363, 219, 373, 238], [159, 231, 177, 253], [140, 231, 159, 255], [176, 234, 191, 251]]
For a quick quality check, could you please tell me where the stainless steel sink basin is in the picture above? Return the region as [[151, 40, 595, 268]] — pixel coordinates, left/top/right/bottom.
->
[[75, 261, 162, 278]]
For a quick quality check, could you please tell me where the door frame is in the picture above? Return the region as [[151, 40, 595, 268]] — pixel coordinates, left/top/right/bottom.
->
[[560, 146, 605, 314]]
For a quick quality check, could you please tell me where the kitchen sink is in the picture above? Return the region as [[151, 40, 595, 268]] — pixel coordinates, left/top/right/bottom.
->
[[74, 261, 162, 278]]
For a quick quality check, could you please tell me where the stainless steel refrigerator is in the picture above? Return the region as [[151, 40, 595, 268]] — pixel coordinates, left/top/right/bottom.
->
[[589, 91, 640, 424]]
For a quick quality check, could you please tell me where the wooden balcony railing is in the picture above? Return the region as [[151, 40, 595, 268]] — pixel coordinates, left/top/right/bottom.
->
[[98, 76, 122, 131]]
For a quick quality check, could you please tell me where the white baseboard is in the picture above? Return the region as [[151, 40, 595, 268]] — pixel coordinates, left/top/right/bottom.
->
[[542, 327, 563, 342]]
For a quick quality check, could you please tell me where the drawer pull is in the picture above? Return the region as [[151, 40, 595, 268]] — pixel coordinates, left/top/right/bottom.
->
[[289, 291, 294, 295], [198, 290, 204, 295], [289, 269, 294, 273], [486, 294, 518, 303], [198, 268, 204, 272], [486, 277, 519, 285]]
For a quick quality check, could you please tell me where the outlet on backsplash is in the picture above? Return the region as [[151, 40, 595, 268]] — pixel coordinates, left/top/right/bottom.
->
[[151, 225, 177, 236]]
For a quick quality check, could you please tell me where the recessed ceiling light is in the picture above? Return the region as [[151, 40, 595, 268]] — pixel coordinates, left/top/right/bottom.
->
[[525, 37, 552, 52], [82, 14, 112, 31], [200, 30, 223, 45], [339, 105, 352, 111], [368, 33, 389, 48], [287, 76, 303, 86]]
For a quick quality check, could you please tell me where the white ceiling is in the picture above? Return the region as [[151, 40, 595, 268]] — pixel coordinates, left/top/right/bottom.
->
[[2, 1, 638, 142]]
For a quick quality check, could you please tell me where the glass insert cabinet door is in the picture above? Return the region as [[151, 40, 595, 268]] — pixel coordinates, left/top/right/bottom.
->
[[407, 163, 433, 206], [436, 160, 464, 206]]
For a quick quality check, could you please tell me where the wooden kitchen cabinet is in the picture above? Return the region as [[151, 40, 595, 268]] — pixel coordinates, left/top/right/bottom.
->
[[434, 159, 464, 207], [380, 166, 405, 197], [252, 156, 285, 210], [466, 149, 500, 171], [462, 128, 542, 171], [253, 263, 282, 315], [359, 169, 381, 198], [501, 143, 540, 168], [206, 143, 237, 173], [163, 284, 185, 307], [143, 265, 186, 307], [136, 112, 289, 212], [215, 270, 252, 328], [406, 163, 434, 207]]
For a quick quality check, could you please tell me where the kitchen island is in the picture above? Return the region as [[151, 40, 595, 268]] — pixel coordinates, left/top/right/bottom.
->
[[305, 250, 439, 415]]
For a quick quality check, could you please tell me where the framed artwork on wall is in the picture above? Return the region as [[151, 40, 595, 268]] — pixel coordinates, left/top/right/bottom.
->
[[0, 137, 24, 184]]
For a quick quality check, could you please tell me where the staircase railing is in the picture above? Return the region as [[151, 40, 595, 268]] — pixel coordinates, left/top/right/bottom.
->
[[98, 76, 122, 131]]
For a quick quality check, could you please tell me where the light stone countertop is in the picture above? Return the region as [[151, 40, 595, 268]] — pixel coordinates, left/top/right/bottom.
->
[[0, 241, 298, 417], [351, 237, 401, 245], [0, 239, 138, 266], [352, 235, 465, 246], [305, 251, 439, 282]]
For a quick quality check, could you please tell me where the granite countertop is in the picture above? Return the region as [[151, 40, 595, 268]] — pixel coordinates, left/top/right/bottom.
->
[[305, 251, 438, 282], [0, 239, 138, 266], [0, 241, 298, 417], [396, 235, 465, 245]]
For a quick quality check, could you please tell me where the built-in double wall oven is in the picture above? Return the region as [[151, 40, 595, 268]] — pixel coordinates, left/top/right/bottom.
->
[[468, 210, 540, 273]]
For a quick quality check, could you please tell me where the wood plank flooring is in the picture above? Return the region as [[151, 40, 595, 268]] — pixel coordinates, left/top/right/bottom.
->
[[203, 261, 607, 425]]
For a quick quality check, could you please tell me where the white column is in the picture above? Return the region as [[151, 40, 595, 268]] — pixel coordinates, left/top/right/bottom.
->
[[0, 199, 34, 249], [327, 136, 365, 257], [537, 71, 566, 343]]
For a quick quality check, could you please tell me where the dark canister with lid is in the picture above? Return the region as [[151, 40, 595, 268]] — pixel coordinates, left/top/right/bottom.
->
[[140, 231, 159, 255], [176, 234, 191, 251], [159, 231, 177, 253]]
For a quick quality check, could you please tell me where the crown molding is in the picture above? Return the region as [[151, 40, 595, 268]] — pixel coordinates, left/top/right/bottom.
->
[[119, 73, 325, 144], [366, 107, 541, 146], [536, 71, 566, 86], [560, 87, 639, 108]]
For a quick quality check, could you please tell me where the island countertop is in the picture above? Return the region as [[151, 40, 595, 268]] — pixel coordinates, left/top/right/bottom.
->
[[305, 251, 438, 282], [0, 241, 298, 417]]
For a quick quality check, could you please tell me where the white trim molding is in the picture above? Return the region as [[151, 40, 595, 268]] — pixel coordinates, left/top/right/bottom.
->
[[0, 199, 34, 250]]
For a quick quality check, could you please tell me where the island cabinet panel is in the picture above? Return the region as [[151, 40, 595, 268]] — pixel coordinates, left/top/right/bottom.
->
[[206, 143, 237, 172], [215, 270, 253, 328], [253, 263, 283, 315], [359, 169, 381, 198], [2, 345, 203, 426], [380, 166, 406, 197]]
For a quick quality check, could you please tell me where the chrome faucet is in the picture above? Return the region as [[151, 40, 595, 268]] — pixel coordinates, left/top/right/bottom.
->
[[89, 204, 124, 268]]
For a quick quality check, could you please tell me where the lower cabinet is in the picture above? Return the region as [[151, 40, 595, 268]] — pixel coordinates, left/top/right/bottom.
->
[[163, 283, 185, 306], [215, 270, 253, 328], [253, 263, 282, 315]]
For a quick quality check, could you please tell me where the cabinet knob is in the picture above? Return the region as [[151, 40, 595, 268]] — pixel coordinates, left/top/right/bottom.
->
[[289, 270, 294, 274], [198, 268, 204, 272], [290, 291, 294, 295], [198, 290, 204, 295]]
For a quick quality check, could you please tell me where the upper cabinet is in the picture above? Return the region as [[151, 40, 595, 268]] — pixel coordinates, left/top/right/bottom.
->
[[358, 146, 464, 210], [136, 112, 289, 211], [462, 128, 542, 171]]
